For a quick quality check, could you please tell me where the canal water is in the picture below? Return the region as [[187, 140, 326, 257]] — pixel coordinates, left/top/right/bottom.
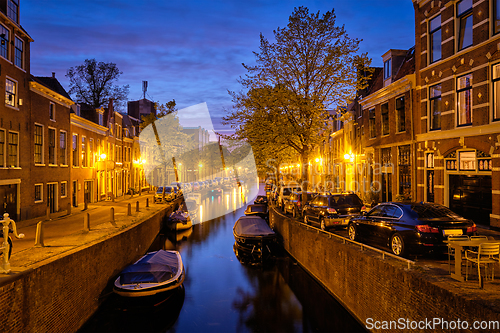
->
[[80, 185, 365, 332]]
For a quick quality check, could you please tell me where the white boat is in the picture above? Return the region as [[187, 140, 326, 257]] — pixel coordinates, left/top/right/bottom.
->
[[113, 250, 185, 297]]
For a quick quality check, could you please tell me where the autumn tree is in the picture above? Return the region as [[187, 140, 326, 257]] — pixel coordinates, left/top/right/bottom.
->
[[66, 58, 129, 111], [224, 6, 370, 197]]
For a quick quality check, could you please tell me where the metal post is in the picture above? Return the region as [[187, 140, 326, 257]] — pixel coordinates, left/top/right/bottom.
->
[[84, 213, 90, 232], [35, 221, 45, 247], [146, 198, 149, 207], [110, 207, 115, 223], [136, 201, 140, 212], [128, 203, 132, 216]]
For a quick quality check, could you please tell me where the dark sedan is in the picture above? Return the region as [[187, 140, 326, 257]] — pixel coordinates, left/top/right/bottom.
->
[[347, 202, 477, 256]]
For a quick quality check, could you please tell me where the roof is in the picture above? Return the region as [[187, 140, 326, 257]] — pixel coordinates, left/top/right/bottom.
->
[[31, 75, 72, 100]]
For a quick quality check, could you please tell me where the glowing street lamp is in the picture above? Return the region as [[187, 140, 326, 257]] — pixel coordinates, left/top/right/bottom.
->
[[100, 153, 108, 200]]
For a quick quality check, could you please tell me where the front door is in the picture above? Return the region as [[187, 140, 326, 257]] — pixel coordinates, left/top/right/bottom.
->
[[449, 175, 492, 225], [0, 184, 17, 219], [72, 180, 78, 207], [47, 183, 56, 213], [382, 173, 392, 202], [84, 180, 92, 204]]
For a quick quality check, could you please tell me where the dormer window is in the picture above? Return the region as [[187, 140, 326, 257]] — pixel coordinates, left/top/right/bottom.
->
[[384, 59, 391, 80]]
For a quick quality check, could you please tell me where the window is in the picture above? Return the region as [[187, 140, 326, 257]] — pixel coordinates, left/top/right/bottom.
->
[[457, 73, 472, 126], [398, 145, 411, 198], [8, 132, 18, 167], [35, 184, 43, 202], [98, 113, 103, 126], [369, 108, 376, 138], [72, 134, 78, 166], [14, 36, 23, 69], [429, 15, 441, 63], [81, 136, 87, 167], [381, 103, 389, 136], [457, 0, 473, 51], [7, 0, 18, 23], [48, 128, 56, 165], [5, 78, 16, 107], [34, 124, 43, 164], [384, 59, 391, 79], [89, 138, 94, 167], [396, 96, 405, 132], [0, 24, 9, 59], [495, 0, 500, 35], [429, 84, 442, 130], [0, 129, 4, 167], [61, 182, 67, 198], [493, 64, 500, 121], [49, 103, 55, 121], [382, 148, 392, 166], [60, 131, 67, 165]]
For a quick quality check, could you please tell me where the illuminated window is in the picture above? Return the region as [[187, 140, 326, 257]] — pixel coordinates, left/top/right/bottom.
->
[[72, 134, 78, 167], [35, 184, 43, 202], [61, 182, 67, 198], [429, 84, 441, 130], [5, 78, 16, 107], [81, 136, 87, 167], [457, 73, 472, 126], [60, 131, 67, 165], [8, 132, 18, 167], [0, 129, 4, 167], [384, 59, 391, 79], [48, 128, 56, 165], [369, 108, 376, 138]]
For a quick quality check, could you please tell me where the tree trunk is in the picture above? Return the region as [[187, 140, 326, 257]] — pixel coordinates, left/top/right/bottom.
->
[[301, 150, 310, 205]]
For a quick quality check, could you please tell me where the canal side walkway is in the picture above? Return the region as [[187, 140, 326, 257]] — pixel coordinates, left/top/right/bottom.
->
[[0, 192, 177, 283]]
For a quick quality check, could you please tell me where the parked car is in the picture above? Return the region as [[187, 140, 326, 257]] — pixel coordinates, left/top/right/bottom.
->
[[302, 193, 366, 230], [154, 187, 166, 203], [347, 202, 478, 257], [283, 191, 318, 218], [192, 182, 200, 191], [277, 185, 301, 209]]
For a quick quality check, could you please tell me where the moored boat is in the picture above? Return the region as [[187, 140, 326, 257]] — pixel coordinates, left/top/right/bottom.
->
[[167, 209, 193, 231], [233, 215, 276, 255], [113, 250, 185, 297]]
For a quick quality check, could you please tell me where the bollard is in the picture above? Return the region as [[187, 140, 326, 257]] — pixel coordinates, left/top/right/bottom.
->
[[136, 201, 140, 212], [34, 221, 44, 247], [84, 199, 88, 211], [112, 193, 115, 202], [110, 207, 115, 223], [83, 213, 90, 232], [128, 203, 132, 216], [67, 202, 72, 215], [146, 198, 149, 207]]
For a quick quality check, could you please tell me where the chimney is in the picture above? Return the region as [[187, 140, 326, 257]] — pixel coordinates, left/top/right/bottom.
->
[[52, 72, 56, 78]]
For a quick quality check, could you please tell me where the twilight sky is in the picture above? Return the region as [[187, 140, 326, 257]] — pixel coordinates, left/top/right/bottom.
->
[[22, 0, 415, 135]]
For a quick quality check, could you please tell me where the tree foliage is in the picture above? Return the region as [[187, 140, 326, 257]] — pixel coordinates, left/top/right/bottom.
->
[[66, 58, 129, 111], [223, 6, 371, 191]]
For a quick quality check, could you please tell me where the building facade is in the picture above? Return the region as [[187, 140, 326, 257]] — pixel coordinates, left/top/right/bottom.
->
[[0, 1, 32, 221], [413, 0, 500, 228]]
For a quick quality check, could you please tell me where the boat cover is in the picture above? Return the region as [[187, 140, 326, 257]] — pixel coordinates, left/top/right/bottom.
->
[[234, 216, 275, 237], [120, 250, 179, 285]]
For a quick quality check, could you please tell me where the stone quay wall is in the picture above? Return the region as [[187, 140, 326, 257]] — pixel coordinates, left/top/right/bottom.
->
[[0, 205, 174, 333], [270, 208, 500, 333]]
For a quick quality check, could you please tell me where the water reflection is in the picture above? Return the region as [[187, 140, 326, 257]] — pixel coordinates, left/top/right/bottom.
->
[[80, 188, 365, 332]]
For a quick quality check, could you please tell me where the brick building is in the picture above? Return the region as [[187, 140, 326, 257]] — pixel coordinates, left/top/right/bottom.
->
[[29, 74, 72, 218], [413, 0, 500, 228], [0, 0, 32, 221]]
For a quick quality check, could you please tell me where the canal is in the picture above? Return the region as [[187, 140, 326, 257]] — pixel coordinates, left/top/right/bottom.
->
[[79, 185, 365, 332]]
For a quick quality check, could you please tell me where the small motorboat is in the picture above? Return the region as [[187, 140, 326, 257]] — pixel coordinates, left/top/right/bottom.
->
[[167, 208, 193, 231], [244, 204, 268, 220], [233, 216, 276, 255], [113, 250, 185, 297]]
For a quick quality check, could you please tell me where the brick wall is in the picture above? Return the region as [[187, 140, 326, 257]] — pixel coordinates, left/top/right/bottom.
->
[[270, 209, 500, 332], [0, 205, 173, 332]]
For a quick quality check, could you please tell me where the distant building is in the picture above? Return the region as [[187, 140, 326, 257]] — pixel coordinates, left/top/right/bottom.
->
[[127, 98, 156, 122]]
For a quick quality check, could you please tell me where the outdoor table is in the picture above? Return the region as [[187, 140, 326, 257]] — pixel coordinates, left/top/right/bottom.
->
[[446, 239, 499, 282]]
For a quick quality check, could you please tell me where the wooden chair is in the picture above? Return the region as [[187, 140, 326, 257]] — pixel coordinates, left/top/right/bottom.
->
[[447, 235, 470, 274], [465, 243, 500, 284]]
